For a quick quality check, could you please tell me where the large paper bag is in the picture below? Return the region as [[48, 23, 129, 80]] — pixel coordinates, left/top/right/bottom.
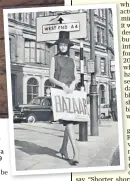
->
[[51, 88, 90, 122]]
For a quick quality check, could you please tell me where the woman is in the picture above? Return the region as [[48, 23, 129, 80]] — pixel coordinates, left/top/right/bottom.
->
[[49, 31, 79, 165]]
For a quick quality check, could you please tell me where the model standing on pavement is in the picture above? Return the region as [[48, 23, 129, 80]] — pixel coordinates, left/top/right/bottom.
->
[[49, 31, 79, 165]]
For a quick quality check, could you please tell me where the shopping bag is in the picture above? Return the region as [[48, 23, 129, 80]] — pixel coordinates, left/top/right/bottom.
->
[[51, 88, 90, 122]]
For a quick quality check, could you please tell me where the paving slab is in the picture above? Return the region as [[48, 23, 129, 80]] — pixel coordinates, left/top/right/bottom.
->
[[13, 119, 120, 171]]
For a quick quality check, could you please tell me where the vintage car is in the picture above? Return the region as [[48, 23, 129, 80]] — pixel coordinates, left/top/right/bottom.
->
[[13, 96, 53, 123], [13, 107, 27, 123], [99, 104, 111, 118], [87, 104, 111, 119]]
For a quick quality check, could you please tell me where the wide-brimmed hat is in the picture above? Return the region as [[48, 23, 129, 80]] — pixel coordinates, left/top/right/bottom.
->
[[54, 31, 74, 47]]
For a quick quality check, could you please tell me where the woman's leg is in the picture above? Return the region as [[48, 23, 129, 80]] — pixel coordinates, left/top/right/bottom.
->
[[66, 123, 78, 161], [60, 126, 69, 151]]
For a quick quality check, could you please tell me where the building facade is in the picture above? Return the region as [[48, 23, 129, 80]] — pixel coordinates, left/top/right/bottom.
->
[[8, 9, 116, 107]]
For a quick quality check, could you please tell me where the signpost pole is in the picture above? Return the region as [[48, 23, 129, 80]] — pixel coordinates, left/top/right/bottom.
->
[[89, 9, 99, 136], [79, 39, 88, 141]]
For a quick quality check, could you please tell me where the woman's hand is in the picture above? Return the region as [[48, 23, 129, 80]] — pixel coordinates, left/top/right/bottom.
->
[[69, 82, 76, 93], [62, 83, 70, 94]]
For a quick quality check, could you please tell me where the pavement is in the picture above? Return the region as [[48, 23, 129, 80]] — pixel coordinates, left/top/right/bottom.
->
[[110, 147, 120, 166], [14, 118, 119, 171]]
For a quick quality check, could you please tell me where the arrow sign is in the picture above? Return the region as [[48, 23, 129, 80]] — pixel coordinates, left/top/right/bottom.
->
[[58, 17, 64, 24], [37, 13, 87, 41]]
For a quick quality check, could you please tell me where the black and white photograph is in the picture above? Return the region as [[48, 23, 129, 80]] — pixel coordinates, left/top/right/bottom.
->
[[3, 4, 124, 175]]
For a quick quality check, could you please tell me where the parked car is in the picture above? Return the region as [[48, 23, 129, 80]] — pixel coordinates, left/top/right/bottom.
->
[[99, 104, 111, 118], [13, 96, 53, 123], [87, 104, 111, 119], [13, 107, 26, 123]]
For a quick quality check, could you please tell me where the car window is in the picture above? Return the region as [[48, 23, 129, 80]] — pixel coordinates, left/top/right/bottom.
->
[[42, 99, 51, 106], [29, 98, 41, 105]]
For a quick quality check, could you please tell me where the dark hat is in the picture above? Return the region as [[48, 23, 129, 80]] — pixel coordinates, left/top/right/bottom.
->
[[54, 31, 74, 47], [48, 31, 73, 48]]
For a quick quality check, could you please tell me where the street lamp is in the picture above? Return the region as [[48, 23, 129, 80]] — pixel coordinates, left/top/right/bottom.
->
[[78, 7, 88, 142], [79, 39, 88, 142], [89, 9, 99, 136]]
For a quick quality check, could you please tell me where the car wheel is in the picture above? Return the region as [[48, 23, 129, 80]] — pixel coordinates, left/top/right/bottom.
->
[[100, 113, 105, 119], [27, 114, 37, 123], [48, 114, 54, 124]]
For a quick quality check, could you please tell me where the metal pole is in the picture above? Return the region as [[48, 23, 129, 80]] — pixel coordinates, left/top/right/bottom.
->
[[89, 9, 99, 136], [79, 39, 88, 141]]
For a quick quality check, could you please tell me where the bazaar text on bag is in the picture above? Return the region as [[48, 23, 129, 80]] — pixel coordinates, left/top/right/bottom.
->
[[54, 96, 87, 115]]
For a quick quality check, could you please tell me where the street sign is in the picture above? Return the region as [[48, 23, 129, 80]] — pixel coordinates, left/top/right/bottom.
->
[[42, 22, 80, 34], [88, 60, 95, 73], [36, 13, 87, 42]]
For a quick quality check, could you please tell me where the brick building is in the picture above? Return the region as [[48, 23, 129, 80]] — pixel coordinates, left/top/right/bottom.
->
[[8, 9, 116, 112]]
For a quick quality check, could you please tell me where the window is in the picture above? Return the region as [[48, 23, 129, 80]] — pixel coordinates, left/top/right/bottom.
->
[[38, 12, 48, 17], [109, 9, 113, 25], [9, 13, 15, 19], [98, 9, 105, 19], [111, 87, 116, 98], [96, 26, 105, 44], [94, 9, 98, 15], [109, 32, 114, 49], [31, 13, 35, 25], [111, 71, 115, 79], [25, 40, 35, 63], [27, 78, 39, 103], [45, 47, 50, 65], [100, 9, 104, 18], [29, 98, 41, 105], [11, 74, 17, 106], [100, 58, 106, 74], [8, 13, 13, 19], [97, 27, 100, 43], [98, 9, 100, 17], [28, 13, 36, 25], [101, 28, 105, 44], [44, 79, 54, 96], [99, 84, 105, 104], [98, 9, 103, 17], [49, 12, 56, 16], [8, 14, 11, 18], [42, 99, 51, 106], [18, 13, 22, 21], [37, 43, 45, 63], [24, 13, 29, 24], [37, 43, 50, 65]]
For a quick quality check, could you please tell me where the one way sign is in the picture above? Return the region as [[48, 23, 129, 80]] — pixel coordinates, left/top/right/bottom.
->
[[36, 13, 87, 42]]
